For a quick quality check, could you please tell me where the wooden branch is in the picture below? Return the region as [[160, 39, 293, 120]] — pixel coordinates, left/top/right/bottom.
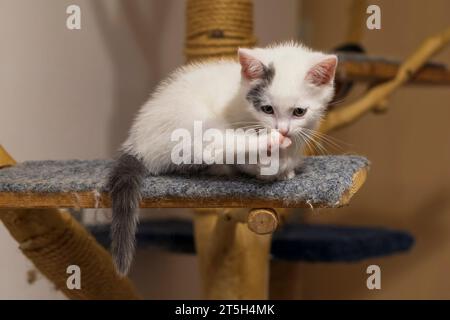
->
[[0, 147, 139, 300], [336, 54, 450, 85], [321, 26, 450, 133]]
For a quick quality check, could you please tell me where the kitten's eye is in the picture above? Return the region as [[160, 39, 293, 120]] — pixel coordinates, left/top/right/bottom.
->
[[293, 107, 307, 117], [260, 105, 274, 114]]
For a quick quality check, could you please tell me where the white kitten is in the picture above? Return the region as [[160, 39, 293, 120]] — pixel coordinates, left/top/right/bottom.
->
[[108, 42, 338, 275]]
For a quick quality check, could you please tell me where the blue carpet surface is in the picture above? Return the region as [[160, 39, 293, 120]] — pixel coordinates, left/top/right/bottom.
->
[[89, 220, 414, 262]]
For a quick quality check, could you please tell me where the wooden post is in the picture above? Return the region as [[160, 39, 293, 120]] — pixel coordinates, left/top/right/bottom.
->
[[194, 209, 272, 299], [185, 0, 274, 300]]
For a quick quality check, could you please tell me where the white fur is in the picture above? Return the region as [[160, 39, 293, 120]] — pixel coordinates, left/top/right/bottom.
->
[[122, 42, 337, 180]]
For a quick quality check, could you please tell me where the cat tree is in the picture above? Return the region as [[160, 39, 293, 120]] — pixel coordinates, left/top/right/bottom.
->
[[0, 0, 449, 300]]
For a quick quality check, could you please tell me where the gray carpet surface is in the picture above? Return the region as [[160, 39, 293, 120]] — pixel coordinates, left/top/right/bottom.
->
[[0, 155, 369, 207]]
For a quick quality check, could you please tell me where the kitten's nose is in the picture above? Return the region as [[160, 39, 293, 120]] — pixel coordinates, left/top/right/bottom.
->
[[278, 128, 289, 136]]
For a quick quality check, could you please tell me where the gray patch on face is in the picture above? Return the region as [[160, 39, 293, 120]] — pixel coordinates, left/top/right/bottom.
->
[[246, 63, 275, 110]]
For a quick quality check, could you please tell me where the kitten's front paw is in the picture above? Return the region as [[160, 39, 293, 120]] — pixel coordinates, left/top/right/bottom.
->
[[278, 170, 296, 180], [268, 131, 292, 151]]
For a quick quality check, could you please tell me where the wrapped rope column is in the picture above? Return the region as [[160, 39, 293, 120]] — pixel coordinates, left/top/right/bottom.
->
[[185, 0, 257, 61], [186, 0, 272, 299]]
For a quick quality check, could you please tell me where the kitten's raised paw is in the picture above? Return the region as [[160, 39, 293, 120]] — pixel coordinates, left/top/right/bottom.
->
[[279, 135, 292, 149], [268, 131, 292, 151]]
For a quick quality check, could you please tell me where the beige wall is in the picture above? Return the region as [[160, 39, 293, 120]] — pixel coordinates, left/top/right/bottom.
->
[[0, 0, 298, 299]]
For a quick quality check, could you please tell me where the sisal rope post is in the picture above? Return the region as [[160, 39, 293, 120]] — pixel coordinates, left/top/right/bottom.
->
[[0, 145, 139, 300], [185, 0, 257, 62], [186, 0, 273, 299]]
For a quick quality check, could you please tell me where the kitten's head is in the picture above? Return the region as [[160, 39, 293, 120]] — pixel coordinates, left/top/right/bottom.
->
[[238, 42, 337, 138]]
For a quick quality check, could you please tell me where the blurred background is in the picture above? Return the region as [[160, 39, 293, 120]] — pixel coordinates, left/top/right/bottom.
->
[[0, 0, 449, 299]]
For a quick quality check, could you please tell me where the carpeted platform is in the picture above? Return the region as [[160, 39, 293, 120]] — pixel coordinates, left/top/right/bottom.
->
[[89, 220, 415, 262], [0, 155, 369, 208]]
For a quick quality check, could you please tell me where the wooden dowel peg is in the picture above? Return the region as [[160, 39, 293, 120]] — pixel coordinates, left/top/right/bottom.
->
[[247, 208, 279, 235], [222, 208, 279, 235]]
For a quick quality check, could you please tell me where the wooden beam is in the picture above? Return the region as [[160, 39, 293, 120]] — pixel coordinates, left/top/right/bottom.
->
[[336, 53, 450, 85]]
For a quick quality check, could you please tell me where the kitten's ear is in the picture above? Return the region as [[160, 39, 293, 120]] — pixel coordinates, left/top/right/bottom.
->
[[238, 48, 265, 81], [305, 55, 338, 86]]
